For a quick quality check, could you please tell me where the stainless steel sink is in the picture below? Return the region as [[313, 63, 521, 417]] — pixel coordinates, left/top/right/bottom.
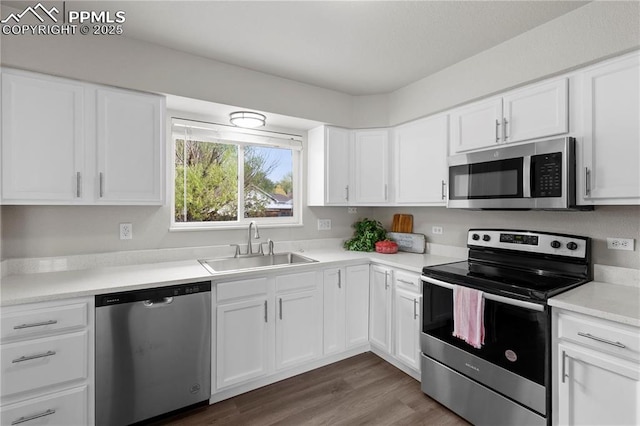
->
[[198, 252, 317, 274]]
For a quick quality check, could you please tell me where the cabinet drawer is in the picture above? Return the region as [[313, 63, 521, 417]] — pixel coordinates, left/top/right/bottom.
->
[[1, 331, 88, 398], [558, 312, 640, 362], [1, 303, 88, 343], [1, 385, 88, 426], [276, 271, 318, 294], [217, 278, 268, 303], [394, 270, 420, 292]]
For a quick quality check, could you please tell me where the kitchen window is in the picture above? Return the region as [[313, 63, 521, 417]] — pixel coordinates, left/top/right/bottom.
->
[[171, 118, 302, 229]]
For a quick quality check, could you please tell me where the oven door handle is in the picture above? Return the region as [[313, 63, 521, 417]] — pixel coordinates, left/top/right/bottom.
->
[[421, 275, 544, 312]]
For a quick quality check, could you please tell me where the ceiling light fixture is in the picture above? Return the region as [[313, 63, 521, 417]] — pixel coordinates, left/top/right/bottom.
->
[[229, 111, 266, 128]]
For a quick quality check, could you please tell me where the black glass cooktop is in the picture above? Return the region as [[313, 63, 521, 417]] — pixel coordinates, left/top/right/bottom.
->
[[422, 260, 587, 302]]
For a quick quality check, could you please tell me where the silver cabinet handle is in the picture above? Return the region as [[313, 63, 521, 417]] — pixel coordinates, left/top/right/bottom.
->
[[344, 185, 349, 201], [584, 167, 591, 197], [384, 271, 389, 290], [396, 278, 415, 286], [561, 350, 568, 383], [12, 350, 56, 363], [264, 301, 268, 323], [11, 409, 56, 425], [441, 180, 446, 200], [503, 117, 509, 140], [99, 172, 104, 198], [384, 184, 388, 201], [337, 269, 342, 289], [413, 298, 418, 320], [13, 320, 58, 330], [495, 119, 500, 143], [279, 298, 283, 320], [76, 172, 81, 198], [577, 332, 626, 348]]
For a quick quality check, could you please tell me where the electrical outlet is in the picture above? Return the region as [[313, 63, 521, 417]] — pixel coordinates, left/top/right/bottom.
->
[[317, 219, 332, 231], [120, 223, 133, 240], [348, 207, 358, 214], [606, 237, 634, 251], [432, 226, 443, 235]]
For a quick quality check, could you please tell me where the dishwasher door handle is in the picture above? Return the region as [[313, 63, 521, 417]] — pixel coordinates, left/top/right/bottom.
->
[[143, 297, 174, 307]]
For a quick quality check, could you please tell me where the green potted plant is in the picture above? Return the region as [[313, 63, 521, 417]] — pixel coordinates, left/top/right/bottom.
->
[[343, 218, 388, 252]]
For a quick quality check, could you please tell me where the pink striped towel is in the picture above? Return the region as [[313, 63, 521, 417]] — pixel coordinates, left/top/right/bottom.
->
[[452, 285, 485, 349]]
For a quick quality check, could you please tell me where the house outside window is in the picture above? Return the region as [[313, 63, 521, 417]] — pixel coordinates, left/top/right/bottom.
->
[[171, 118, 302, 229]]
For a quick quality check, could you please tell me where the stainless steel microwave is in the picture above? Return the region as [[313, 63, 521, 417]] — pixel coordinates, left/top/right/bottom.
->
[[447, 137, 588, 210]]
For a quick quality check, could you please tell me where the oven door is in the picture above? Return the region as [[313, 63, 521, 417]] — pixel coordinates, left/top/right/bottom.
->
[[421, 275, 549, 416]]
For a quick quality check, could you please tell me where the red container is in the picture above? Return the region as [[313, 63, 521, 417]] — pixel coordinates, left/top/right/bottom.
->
[[375, 240, 398, 254]]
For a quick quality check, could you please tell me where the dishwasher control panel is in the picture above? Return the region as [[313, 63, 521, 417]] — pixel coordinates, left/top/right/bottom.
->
[[96, 281, 211, 306]]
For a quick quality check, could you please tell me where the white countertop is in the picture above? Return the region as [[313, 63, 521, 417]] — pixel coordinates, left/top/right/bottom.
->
[[0, 249, 461, 306], [549, 280, 640, 328]]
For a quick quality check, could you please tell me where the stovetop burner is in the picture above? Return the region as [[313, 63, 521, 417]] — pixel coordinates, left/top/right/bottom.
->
[[422, 229, 592, 302]]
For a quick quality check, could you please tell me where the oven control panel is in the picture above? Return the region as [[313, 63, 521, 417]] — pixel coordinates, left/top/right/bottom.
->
[[468, 229, 588, 259]]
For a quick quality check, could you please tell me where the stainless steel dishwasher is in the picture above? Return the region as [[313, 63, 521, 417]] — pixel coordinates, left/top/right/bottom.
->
[[95, 281, 211, 425]]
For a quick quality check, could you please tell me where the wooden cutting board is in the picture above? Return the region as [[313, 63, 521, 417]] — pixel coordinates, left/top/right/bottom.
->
[[391, 214, 413, 233]]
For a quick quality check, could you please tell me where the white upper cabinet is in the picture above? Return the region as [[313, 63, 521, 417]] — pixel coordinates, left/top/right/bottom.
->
[[352, 129, 390, 204], [450, 97, 503, 153], [450, 78, 569, 154], [1, 71, 85, 203], [503, 78, 568, 144], [307, 126, 350, 206], [394, 114, 448, 205], [1, 68, 165, 205], [307, 126, 389, 206], [96, 88, 164, 204], [580, 52, 640, 204]]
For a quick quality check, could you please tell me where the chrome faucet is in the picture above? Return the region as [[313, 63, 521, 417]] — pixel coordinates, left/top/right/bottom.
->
[[246, 221, 260, 255]]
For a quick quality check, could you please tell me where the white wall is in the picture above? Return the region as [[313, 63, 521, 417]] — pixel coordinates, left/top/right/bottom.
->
[[389, 1, 640, 125]]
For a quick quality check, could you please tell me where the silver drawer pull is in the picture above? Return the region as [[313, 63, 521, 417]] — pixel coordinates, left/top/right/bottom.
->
[[13, 320, 58, 330], [397, 278, 415, 286], [577, 332, 626, 348], [12, 350, 56, 363], [11, 409, 56, 425]]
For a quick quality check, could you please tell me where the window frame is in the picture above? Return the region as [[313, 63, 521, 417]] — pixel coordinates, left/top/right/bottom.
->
[[169, 118, 303, 231]]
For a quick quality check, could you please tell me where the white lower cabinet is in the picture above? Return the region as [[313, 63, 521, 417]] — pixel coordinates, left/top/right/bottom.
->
[[393, 271, 421, 371], [369, 265, 393, 352], [323, 265, 370, 355], [215, 271, 322, 392], [554, 310, 640, 425], [275, 273, 322, 370], [0, 298, 94, 425]]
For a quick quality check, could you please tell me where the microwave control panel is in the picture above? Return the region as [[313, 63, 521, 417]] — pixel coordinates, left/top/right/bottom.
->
[[531, 152, 562, 197]]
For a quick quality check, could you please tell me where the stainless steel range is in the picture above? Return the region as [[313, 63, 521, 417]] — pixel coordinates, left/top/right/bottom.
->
[[421, 229, 591, 426]]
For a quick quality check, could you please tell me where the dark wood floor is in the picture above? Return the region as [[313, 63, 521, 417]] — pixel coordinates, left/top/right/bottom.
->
[[154, 352, 470, 425]]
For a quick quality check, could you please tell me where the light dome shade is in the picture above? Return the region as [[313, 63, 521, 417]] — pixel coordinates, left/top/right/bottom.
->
[[229, 111, 266, 128]]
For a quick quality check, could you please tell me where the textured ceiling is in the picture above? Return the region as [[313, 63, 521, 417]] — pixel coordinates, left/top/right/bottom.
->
[[92, 0, 590, 96]]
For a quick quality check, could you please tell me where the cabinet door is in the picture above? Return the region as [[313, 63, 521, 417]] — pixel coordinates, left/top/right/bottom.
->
[[96, 88, 164, 204], [325, 127, 351, 205], [216, 297, 269, 389], [275, 289, 321, 370], [1, 71, 85, 203], [503, 78, 568, 143], [394, 288, 420, 370], [450, 97, 502, 154], [394, 114, 448, 205], [581, 53, 640, 203], [369, 265, 392, 352], [323, 267, 345, 355], [345, 264, 370, 348], [558, 343, 640, 425], [352, 129, 389, 204]]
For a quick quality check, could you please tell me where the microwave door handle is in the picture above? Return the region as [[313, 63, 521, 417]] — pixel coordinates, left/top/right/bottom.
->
[[420, 275, 544, 312], [523, 155, 531, 198]]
